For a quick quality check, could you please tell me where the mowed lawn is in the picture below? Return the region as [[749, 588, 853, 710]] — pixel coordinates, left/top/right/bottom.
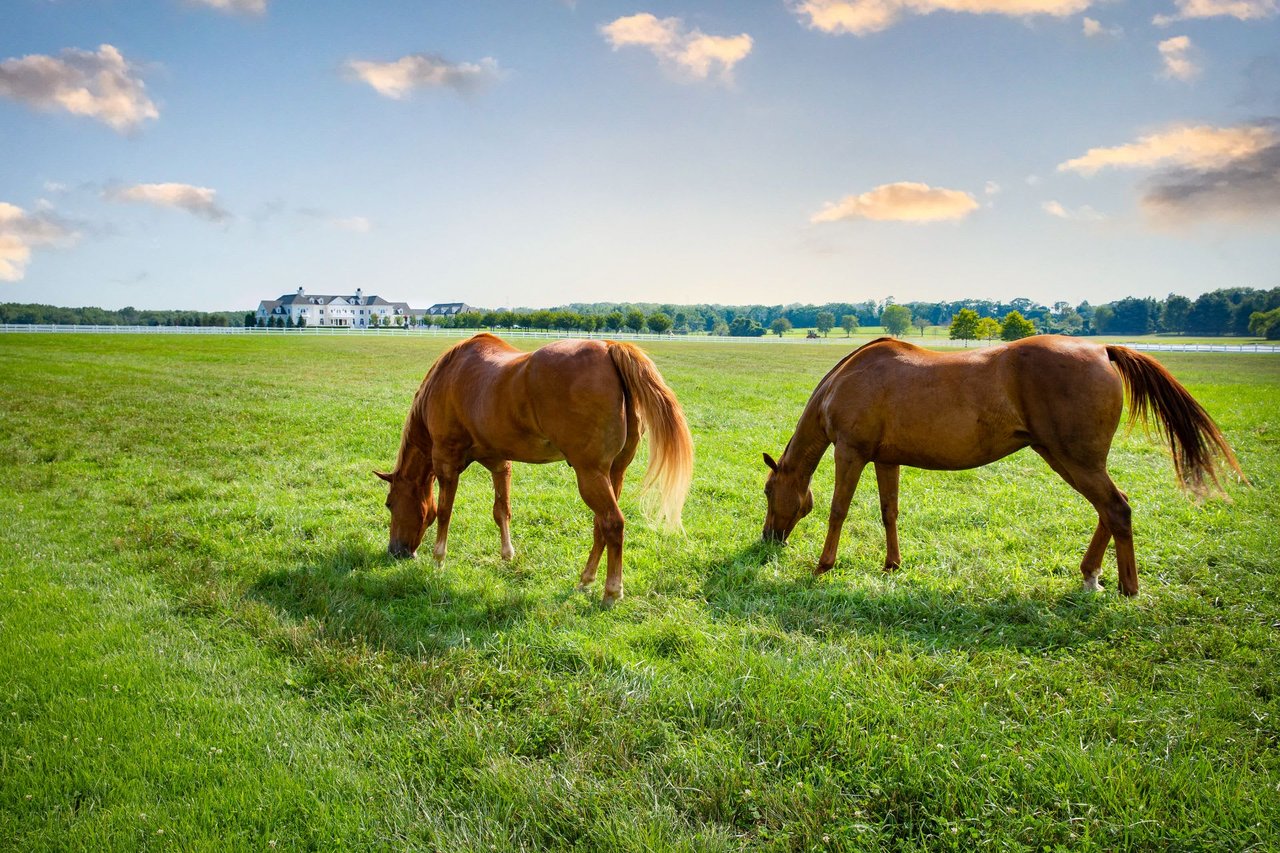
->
[[1, 333, 1277, 851]]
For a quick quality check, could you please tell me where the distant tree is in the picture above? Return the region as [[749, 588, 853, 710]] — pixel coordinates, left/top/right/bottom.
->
[[841, 314, 859, 336], [1160, 294, 1192, 334], [977, 316, 1001, 342], [243, 312, 256, 328], [285, 315, 295, 328], [815, 311, 835, 337], [913, 315, 931, 337], [1249, 308, 1280, 340], [771, 317, 792, 337], [297, 315, 307, 329], [1091, 304, 1114, 335], [881, 304, 912, 337], [624, 309, 646, 333], [1001, 310, 1037, 341], [605, 311, 625, 332], [1186, 292, 1233, 335], [646, 312, 673, 334], [728, 316, 765, 337], [581, 314, 599, 332], [949, 308, 980, 345], [481, 311, 498, 327], [711, 318, 730, 336]]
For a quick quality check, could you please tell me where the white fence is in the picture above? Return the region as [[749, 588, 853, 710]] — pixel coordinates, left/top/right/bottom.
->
[[1, 323, 1277, 353]]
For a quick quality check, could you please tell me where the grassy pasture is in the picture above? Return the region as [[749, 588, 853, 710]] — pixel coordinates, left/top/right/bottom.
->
[[1, 333, 1278, 851]]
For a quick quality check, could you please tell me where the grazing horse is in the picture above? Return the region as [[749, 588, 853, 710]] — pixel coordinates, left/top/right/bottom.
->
[[377, 333, 693, 604], [761, 336, 1244, 595]]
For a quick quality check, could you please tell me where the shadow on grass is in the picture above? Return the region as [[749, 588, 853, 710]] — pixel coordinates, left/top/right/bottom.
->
[[702, 541, 1128, 652], [249, 543, 534, 659]]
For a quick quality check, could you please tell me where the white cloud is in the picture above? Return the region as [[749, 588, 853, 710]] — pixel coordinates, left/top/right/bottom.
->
[[0, 202, 78, 282], [331, 216, 371, 233], [106, 183, 229, 221], [1154, 0, 1277, 25], [345, 54, 502, 99], [1058, 123, 1277, 174], [1042, 200, 1107, 220], [1158, 36, 1200, 81], [790, 0, 1092, 36], [811, 182, 980, 223], [1082, 16, 1122, 36], [600, 13, 753, 82], [0, 44, 158, 133], [188, 0, 267, 14], [984, 180, 1001, 196]]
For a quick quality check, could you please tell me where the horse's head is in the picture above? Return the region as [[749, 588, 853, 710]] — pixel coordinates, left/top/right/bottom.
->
[[375, 469, 436, 559], [761, 452, 813, 544]]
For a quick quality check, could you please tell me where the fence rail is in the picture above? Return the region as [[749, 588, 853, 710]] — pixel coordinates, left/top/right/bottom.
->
[[1, 323, 1277, 353]]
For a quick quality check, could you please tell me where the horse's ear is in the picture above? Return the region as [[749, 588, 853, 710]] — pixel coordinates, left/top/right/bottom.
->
[[374, 469, 393, 483], [763, 453, 778, 472]]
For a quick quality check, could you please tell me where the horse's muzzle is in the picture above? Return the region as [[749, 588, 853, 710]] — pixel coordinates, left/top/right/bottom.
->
[[761, 528, 788, 545], [388, 544, 417, 560]]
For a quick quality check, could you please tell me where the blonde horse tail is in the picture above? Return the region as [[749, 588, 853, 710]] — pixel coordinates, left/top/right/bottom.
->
[[607, 342, 694, 530], [1106, 345, 1246, 496]]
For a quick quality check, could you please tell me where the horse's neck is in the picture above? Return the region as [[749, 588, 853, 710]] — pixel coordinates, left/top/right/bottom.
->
[[396, 404, 434, 482], [781, 400, 831, 481], [398, 440, 432, 483]]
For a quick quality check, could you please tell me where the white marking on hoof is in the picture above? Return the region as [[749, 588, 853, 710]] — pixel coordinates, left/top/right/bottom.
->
[[576, 580, 594, 593], [501, 544, 515, 561], [601, 588, 622, 608], [1082, 575, 1102, 592]]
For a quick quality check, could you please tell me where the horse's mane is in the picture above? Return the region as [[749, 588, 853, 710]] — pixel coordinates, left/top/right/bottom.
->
[[813, 336, 898, 390], [391, 336, 477, 475], [779, 337, 899, 460]]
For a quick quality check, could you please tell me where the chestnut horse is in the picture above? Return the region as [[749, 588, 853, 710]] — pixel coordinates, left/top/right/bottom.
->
[[378, 333, 693, 604], [762, 336, 1244, 595]]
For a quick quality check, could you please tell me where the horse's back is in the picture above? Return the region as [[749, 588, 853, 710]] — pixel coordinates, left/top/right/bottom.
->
[[822, 336, 1122, 469], [426, 335, 628, 464]]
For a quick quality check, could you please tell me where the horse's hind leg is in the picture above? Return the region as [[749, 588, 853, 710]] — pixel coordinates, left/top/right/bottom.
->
[[575, 469, 625, 605], [578, 518, 605, 591], [874, 462, 901, 571], [579, 414, 641, 593], [487, 461, 515, 561], [1037, 448, 1135, 595]]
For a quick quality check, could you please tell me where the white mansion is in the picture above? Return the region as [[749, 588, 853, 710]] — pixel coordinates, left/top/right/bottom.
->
[[255, 288, 421, 327]]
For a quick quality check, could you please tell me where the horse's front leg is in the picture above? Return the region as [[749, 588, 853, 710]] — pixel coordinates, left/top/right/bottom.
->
[[874, 462, 901, 570], [432, 462, 462, 565], [487, 461, 515, 561], [817, 445, 865, 575]]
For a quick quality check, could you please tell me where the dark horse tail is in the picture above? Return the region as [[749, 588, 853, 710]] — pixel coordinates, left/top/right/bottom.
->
[[1106, 346, 1246, 496], [607, 342, 694, 531]]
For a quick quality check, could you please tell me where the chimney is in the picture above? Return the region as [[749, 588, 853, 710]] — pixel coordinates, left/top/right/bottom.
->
[[356, 287, 363, 305], [297, 286, 305, 296]]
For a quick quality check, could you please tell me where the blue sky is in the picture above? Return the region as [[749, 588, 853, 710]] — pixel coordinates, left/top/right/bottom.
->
[[1, 0, 1277, 311]]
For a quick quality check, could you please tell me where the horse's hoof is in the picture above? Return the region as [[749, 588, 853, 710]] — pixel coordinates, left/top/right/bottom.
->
[[814, 562, 833, 576], [601, 589, 623, 608], [883, 562, 900, 573], [1082, 576, 1102, 592], [501, 547, 515, 562], [576, 580, 594, 593]]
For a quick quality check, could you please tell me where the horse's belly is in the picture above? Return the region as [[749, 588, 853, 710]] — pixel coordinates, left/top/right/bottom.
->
[[874, 432, 1027, 471]]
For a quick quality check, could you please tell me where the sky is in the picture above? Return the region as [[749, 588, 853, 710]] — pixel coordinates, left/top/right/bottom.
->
[[1, 0, 1278, 313]]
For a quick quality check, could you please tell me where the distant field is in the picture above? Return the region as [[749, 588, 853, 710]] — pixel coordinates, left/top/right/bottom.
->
[[1, 334, 1278, 850]]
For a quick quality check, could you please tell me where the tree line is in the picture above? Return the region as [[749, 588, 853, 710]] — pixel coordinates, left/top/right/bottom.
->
[[0, 303, 242, 327], [3, 286, 1278, 338]]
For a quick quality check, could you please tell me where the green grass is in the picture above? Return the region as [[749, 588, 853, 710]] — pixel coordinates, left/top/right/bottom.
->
[[1, 334, 1278, 851]]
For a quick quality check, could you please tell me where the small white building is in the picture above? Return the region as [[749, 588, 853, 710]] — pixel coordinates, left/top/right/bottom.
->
[[256, 288, 417, 327]]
